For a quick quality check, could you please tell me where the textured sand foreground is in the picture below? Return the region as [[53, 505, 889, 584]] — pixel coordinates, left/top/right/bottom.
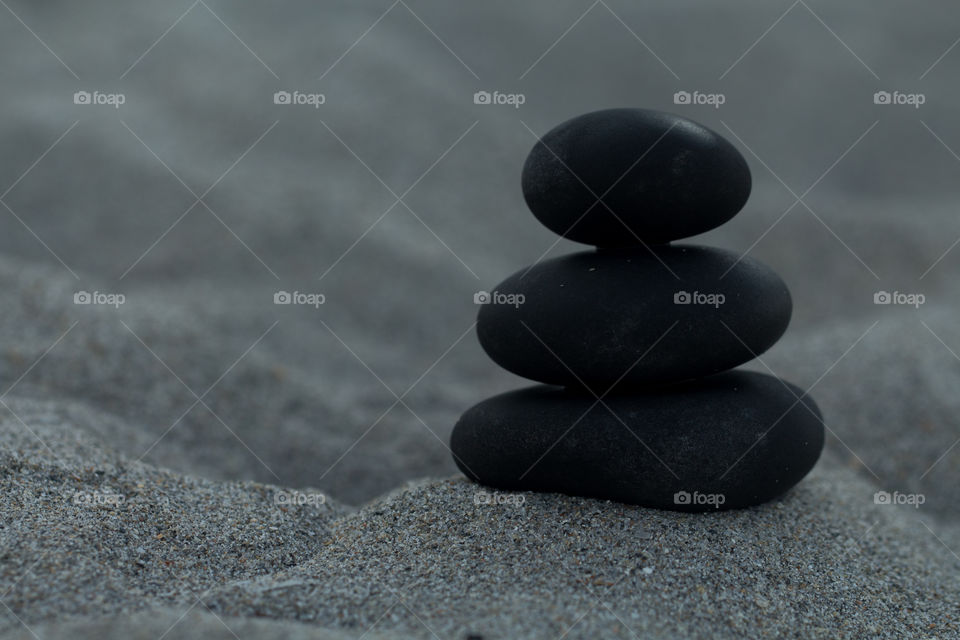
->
[[2, 403, 958, 639]]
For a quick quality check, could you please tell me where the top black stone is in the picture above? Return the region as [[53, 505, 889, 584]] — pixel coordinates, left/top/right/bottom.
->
[[521, 108, 752, 247]]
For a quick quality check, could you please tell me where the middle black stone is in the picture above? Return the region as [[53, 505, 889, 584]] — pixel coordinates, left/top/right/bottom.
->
[[477, 245, 792, 390]]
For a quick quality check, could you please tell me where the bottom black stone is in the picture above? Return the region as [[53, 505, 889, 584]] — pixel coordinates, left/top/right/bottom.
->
[[450, 371, 824, 512]]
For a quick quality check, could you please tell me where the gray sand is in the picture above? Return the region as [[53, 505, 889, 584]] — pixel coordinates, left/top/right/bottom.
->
[[2, 412, 959, 638], [2, 0, 960, 637]]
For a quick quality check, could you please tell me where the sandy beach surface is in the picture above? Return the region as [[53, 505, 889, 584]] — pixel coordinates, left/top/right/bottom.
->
[[1, 1, 959, 637]]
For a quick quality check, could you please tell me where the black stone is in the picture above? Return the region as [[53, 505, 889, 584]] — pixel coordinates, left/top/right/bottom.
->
[[477, 245, 791, 390], [521, 108, 751, 246], [450, 371, 823, 512]]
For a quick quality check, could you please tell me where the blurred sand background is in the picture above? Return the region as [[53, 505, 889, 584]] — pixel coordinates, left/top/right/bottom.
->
[[0, 1, 958, 637]]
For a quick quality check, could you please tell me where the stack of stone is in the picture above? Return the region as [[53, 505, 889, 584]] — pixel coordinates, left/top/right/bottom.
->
[[451, 108, 823, 512]]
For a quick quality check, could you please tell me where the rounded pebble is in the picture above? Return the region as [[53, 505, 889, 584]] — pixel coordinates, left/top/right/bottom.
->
[[476, 245, 792, 389], [521, 108, 752, 246], [450, 371, 824, 511]]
